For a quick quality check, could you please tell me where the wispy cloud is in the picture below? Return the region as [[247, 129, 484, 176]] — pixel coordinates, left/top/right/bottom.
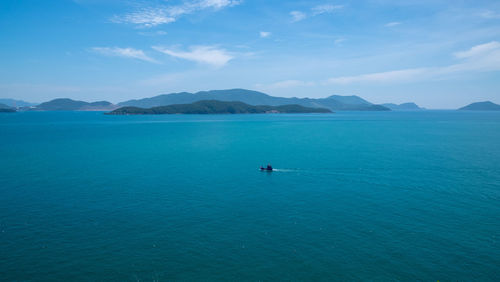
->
[[291, 3, 344, 22], [112, 0, 242, 28], [326, 41, 500, 84], [290, 11, 307, 22], [111, 8, 175, 28], [195, 0, 242, 9], [91, 47, 158, 63], [138, 30, 168, 36], [311, 4, 344, 16], [153, 45, 233, 67], [385, 22, 401, 27], [259, 31, 271, 38], [453, 41, 500, 58]]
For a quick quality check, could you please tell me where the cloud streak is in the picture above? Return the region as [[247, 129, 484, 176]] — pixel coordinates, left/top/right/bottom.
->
[[112, 0, 242, 28], [153, 45, 233, 67], [385, 22, 401, 27], [290, 11, 306, 22], [311, 4, 344, 16], [291, 3, 344, 22], [92, 47, 158, 63], [259, 31, 271, 38], [453, 41, 500, 58], [326, 41, 500, 84]]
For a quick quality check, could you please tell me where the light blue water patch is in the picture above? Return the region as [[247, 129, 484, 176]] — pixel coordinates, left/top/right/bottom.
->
[[0, 111, 499, 281]]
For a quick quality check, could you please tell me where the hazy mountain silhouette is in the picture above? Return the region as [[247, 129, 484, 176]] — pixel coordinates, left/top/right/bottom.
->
[[459, 101, 500, 111], [118, 89, 391, 111]]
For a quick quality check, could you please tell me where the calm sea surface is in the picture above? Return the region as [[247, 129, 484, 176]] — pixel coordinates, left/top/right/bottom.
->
[[0, 111, 499, 281]]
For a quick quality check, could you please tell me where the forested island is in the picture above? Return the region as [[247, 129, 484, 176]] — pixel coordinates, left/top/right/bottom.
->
[[459, 101, 500, 111], [107, 100, 332, 115], [0, 108, 16, 113], [0, 103, 16, 113]]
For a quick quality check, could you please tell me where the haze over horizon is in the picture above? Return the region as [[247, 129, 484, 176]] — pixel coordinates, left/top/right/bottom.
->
[[1, 0, 500, 109]]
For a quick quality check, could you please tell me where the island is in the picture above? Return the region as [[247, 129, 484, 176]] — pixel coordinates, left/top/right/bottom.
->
[[4, 89, 402, 112], [106, 100, 332, 115], [117, 89, 391, 111], [0, 103, 16, 113], [382, 102, 424, 111], [32, 98, 117, 111], [0, 108, 16, 113], [459, 101, 500, 111]]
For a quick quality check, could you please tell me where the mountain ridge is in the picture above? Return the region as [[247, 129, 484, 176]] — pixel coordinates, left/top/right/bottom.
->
[[459, 101, 500, 111], [31, 98, 117, 111], [2, 89, 434, 111], [117, 89, 391, 111], [108, 100, 332, 115], [0, 99, 36, 108], [382, 102, 425, 111], [0, 103, 13, 109]]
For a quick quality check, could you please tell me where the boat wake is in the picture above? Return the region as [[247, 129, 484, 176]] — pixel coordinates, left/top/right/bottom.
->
[[269, 168, 297, 172]]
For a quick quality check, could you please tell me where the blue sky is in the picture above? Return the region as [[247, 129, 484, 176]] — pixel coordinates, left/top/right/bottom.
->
[[1, 0, 499, 108]]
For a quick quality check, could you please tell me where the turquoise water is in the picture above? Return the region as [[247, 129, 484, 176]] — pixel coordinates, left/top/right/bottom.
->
[[0, 111, 499, 281]]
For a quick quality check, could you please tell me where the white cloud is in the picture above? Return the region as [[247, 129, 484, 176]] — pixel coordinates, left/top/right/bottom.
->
[[385, 22, 401, 27], [291, 4, 343, 22], [260, 31, 271, 38], [153, 45, 233, 67], [112, 0, 242, 28], [290, 11, 307, 22], [453, 41, 500, 58], [195, 0, 242, 9], [111, 9, 175, 28], [138, 30, 167, 36], [326, 41, 500, 84], [92, 47, 158, 63], [312, 4, 344, 16]]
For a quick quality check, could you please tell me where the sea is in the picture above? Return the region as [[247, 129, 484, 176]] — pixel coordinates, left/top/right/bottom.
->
[[0, 111, 499, 281]]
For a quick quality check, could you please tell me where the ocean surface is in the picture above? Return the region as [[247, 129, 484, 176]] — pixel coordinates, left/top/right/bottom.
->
[[0, 111, 499, 281]]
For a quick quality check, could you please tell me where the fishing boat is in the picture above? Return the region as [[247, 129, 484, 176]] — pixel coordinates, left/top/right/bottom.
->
[[260, 164, 273, 171]]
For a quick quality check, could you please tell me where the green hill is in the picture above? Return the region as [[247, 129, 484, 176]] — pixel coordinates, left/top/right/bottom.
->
[[0, 99, 36, 107], [459, 101, 500, 111], [382, 102, 424, 110], [33, 98, 116, 111], [108, 100, 332, 115], [0, 108, 16, 113], [117, 89, 390, 111], [0, 103, 13, 109]]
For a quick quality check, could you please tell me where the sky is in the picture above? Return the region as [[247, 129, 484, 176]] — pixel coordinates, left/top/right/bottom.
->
[[1, 0, 500, 108]]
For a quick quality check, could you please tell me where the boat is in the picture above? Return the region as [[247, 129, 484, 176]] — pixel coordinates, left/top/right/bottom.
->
[[260, 164, 273, 171]]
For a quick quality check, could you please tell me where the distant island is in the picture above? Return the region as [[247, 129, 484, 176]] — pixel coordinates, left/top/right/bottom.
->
[[107, 100, 332, 115], [17, 88, 500, 112], [33, 98, 117, 111], [381, 102, 425, 111], [0, 103, 16, 113], [117, 89, 392, 112], [0, 108, 16, 113], [13, 89, 399, 112], [459, 101, 500, 111], [0, 99, 35, 108], [4, 90, 500, 112]]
